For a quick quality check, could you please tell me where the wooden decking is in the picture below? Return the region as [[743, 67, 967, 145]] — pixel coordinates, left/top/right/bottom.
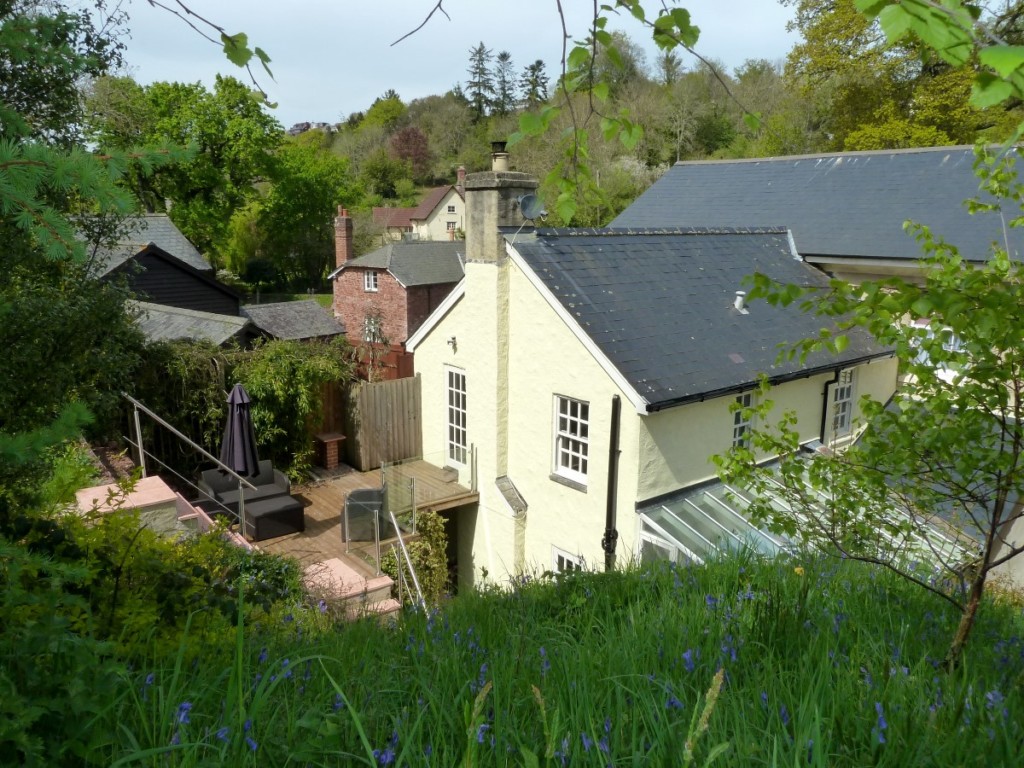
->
[[257, 460, 477, 569]]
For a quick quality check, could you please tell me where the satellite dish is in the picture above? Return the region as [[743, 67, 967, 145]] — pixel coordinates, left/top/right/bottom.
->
[[518, 194, 547, 221]]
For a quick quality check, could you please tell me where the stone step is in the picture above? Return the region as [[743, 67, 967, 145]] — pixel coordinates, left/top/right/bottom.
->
[[303, 556, 396, 611]]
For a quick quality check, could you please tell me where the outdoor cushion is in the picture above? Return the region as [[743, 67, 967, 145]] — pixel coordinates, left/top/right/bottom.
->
[[244, 494, 305, 541], [197, 460, 290, 510]]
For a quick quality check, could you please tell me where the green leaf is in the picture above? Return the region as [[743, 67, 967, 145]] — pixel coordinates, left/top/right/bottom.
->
[[971, 72, 1016, 109], [979, 46, 1024, 78], [518, 112, 543, 136], [555, 193, 577, 225], [567, 45, 590, 71], [743, 112, 762, 133], [220, 32, 253, 68], [592, 81, 610, 102], [520, 748, 540, 768], [254, 47, 275, 79]]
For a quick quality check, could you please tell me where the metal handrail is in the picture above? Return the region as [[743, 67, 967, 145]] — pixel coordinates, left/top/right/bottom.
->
[[389, 510, 425, 609], [124, 392, 257, 533]]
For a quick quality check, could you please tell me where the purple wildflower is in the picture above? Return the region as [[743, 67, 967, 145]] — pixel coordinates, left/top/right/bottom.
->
[[581, 732, 593, 752], [334, 693, 345, 711], [604, 716, 611, 734], [875, 702, 887, 744], [170, 730, 180, 746], [540, 647, 551, 678], [258, 648, 268, 664], [705, 594, 718, 608], [666, 695, 684, 710], [176, 702, 192, 725], [682, 648, 695, 673], [246, 736, 258, 752], [318, 599, 328, 613], [476, 723, 490, 744], [215, 726, 229, 742], [780, 704, 790, 727], [761, 691, 769, 709]]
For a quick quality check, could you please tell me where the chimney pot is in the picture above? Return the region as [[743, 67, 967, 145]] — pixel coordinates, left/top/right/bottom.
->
[[334, 208, 354, 267], [734, 291, 748, 312]]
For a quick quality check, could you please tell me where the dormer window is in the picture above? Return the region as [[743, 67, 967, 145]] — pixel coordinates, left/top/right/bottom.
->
[[364, 270, 379, 292], [447, 205, 456, 213]]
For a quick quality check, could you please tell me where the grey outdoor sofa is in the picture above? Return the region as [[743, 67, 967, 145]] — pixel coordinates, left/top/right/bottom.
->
[[197, 459, 291, 512]]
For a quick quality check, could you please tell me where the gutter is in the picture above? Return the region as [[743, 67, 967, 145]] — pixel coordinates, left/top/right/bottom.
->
[[644, 351, 894, 413]]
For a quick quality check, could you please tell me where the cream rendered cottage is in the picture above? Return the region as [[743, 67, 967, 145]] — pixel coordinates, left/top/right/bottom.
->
[[407, 151, 899, 590]]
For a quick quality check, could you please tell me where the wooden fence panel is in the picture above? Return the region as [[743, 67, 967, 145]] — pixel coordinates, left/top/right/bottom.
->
[[343, 374, 422, 471]]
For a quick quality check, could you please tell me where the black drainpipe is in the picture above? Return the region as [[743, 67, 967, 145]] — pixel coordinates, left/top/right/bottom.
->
[[820, 369, 840, 442], [603, 395, 621, 572]]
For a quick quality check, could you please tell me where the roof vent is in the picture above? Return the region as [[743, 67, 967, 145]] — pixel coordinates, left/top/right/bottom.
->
[[734, 291, 749, 314]]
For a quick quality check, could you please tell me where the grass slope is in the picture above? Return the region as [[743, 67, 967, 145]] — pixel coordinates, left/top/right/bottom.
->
[[99, 554, 1024, 766]]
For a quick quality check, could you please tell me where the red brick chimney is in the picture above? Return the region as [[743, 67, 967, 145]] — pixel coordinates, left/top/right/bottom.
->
[[456, 165, 466, 196], [334, 206, 353, 267]]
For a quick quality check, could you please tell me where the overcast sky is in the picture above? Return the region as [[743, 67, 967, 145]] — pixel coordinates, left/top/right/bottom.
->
[[116, 1, 797, 129]]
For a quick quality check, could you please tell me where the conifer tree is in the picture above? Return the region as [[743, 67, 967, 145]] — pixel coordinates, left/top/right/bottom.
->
[[493, 50, 516, 116], [465, 41, 494, 119]]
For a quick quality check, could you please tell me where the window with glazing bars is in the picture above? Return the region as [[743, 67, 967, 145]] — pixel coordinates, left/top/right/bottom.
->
[[554, 395, 589, 482], [447, 368, 467, 464]]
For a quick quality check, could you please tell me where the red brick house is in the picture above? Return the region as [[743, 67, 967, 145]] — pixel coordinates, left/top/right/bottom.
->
[[330, 208, 464, 354]]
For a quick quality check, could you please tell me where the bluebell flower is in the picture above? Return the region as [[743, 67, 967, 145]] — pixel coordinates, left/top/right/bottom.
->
[[581, 732, 593, 752], [682, 648, 695, 672], [424, 744, 432, 757], [599, 735, 609, 753], [246, 736, 258, 752], [318, 599, 328, 613], [258, 647, 268, 664], [177, 702, 192, 725], [705, 594, 718, 608], [540, 647, 551, 678], [215, 726, 229, 742], [476, 723, 490, 744], [874, 702, 887, 744], [761, 691, 769, 708], [780, 704, 790, 727], [170, 730, 180, 746], [666, 695, 684, 710], [284, 613, 294, 623], [334, 693, 345, 711]]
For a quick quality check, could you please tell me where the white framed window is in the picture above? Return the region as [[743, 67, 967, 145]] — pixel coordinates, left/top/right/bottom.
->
[[446, 221, 457, 231], [447, 205, 456, 213], [363, 316, 383, 343], [553, 395, 589, 483], [732, 392, 754, 448], [832, 370, 855, 438], [446, 366, 467, 465], [552, 547, 583, 573], [363, 270, 379, 292]]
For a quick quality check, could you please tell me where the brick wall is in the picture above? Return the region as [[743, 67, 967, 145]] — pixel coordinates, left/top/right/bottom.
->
[[334, 268, 409, 344]]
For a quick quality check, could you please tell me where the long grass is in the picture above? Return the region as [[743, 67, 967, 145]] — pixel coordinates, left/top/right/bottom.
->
[[98, 552, 1024, 766]]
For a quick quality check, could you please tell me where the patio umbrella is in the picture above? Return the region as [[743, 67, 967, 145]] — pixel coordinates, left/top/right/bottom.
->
[[219, 383, 260, 537], [220, 383, 260, 476]]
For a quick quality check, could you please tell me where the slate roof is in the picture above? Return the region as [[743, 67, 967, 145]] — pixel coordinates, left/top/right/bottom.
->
[[329, 241, 464, 287], [511, 228, 892, 411], [611, 146, 1024, 262], [92, 214, 209, 276], [132, 301, 251, 346], [241, 300, 346, 340]]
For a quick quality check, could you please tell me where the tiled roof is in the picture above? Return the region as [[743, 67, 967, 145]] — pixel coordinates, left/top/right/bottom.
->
[[611, 146, 1024, 262], [242, 300, 346, 340], [372, 185, 463, 229], [512, 228, 891, 410], [92, 214, 209, 275], [132, 301, 250, 346], [330, 241, 464, 287], [411, 185, 459, 219], [372, 206, 416, 229]]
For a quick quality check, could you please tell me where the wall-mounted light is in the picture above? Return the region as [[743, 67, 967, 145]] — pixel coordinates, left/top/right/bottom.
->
[[447, 336, 457, 352]]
